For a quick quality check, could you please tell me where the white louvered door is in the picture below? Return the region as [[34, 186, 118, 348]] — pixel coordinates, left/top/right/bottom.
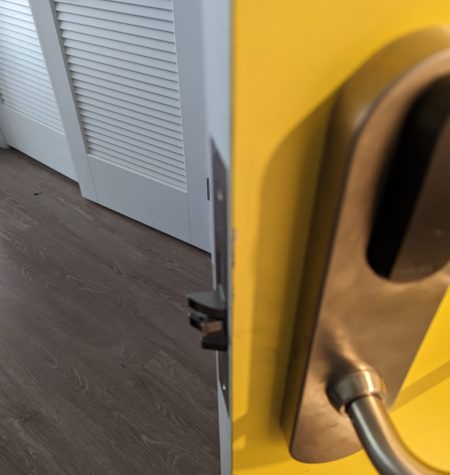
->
[[0, 0, 76, 179], [30, 0, 211, 250]]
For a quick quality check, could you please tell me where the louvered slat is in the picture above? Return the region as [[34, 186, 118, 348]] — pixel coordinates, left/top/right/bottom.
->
[[0, 55, 51, 79], [71, 73, 179, 104], [76, 87, 181, 125], [59, 22, 176, 53], [84, 129, 184, 170], [0, 31, 42, 52], [0, 2, 63, 132], [81, 115, 182, 147], [87, 140, 185, 179], [0, 82, 60, 115], [58, 13, 174, 43], [0, 68, 54, 94], [61, 30, 177, 62], [1, 1, 32, 15], [71, 79, 180, 116], [77, 99, 182, 148], [0, 75, 58, 104], [2, 0, 31, 6], [65, 46, 179, 80], [77, 93, 182, 131], [78, 106, 180, 146], [107, 0, 173, 8], [0, 19, 38, 41], [55, 2, 174, 23], [73, 80, 179, 114], [54, 0, 187, 190], [0, 7, 33, 23], [78, 110, 184, 162], [67, 58, 178, 90], [0, 13, 37, 32]]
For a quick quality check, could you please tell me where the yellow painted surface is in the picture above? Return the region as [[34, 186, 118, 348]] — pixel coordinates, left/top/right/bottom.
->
[[231, 2, 450, 473]]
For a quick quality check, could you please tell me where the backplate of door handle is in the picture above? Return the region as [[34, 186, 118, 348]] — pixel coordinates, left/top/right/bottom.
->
[[281, 26, 450, 469]]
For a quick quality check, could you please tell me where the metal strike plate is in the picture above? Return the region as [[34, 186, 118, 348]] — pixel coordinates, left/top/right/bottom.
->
[[187, 140, 230, 409], [282, 26, 450, 463]]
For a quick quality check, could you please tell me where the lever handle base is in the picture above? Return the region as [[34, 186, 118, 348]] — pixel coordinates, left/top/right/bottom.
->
[[329, 371, 449, 475]]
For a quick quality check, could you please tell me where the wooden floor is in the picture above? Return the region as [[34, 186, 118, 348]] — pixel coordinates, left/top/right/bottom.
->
[[0, 149, 219, 474]]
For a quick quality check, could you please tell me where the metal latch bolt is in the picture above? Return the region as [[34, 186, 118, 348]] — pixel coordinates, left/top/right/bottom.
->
[[187, 289, 228, 351]]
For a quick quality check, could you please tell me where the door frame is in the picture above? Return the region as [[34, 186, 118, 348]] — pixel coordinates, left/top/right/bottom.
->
[[173, 0, 211, 250], [201, 0, 232, 474]]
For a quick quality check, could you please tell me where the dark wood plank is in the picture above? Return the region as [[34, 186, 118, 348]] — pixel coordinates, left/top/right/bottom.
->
[[0, 148, 219, 475]]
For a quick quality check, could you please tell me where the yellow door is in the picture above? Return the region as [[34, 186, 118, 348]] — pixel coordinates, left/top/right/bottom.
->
[[231, 2, 450, 473]]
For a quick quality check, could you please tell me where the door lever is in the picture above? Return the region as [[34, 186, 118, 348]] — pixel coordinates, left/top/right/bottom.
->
[[329, 370, 449, 475]]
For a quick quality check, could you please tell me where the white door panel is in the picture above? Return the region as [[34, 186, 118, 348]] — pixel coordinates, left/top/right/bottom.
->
[[89, 155, 190, 241], [0, 106, 75, 179], [30, 0, 210, 250], [0, 0, 75, 179]]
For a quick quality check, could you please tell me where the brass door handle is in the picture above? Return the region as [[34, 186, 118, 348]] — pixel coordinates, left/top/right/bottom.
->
[[329, 370, 449, 475]]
